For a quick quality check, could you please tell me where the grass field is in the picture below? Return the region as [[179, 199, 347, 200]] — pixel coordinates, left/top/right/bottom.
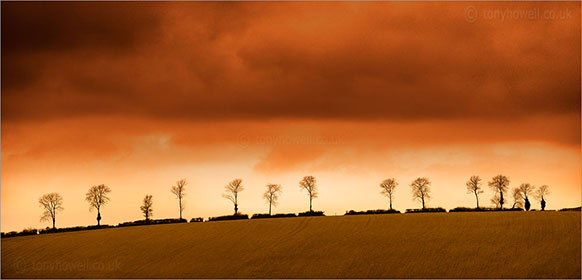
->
[[2, 211, 580, 278]]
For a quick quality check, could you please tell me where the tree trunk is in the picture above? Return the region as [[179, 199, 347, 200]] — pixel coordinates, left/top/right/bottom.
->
[[309, 196, 313, 212], [475, 193, 480, 209], [179, 197, 182, 220], [97, 209, 101, 226], [52, 217, 56, 229], [269, 202, 272, 215], [421, 197, 425, 209], [389, 198, 393, 210]]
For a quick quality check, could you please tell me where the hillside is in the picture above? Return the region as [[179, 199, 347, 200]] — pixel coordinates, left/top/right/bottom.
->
[[2, 211, 580, 278]]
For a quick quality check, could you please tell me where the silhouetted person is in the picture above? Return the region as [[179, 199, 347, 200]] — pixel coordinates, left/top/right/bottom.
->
[[541, 198, 546, 211], [524, 197, 531, 211]]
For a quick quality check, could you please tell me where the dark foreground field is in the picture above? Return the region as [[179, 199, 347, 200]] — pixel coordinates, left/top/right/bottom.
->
[[2, 211, 580, 278]]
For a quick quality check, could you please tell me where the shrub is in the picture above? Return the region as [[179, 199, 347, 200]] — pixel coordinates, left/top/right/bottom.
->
[[208, 214, 249, 222], [448, 207, 524, 212], [344, 209, 400, 215], [117, 218, 187, 227], [37, 225, 113, 235], [501, 208, 524, 211], [251, 213, 297, 219], [190, 217, 204, 223], [151, 218, 187, 224], [560, 207, 581, 211], [117, 220, 149, 227], [406, 207, 447, 213], [3, 228, 39, 238], [297, 211, 325, 217], [1, 231, 17, 238]]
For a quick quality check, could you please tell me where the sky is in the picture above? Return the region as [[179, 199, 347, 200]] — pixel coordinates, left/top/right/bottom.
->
[[1, 2, 580, 232]]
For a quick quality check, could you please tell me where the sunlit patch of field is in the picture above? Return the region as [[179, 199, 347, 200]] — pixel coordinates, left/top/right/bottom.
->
[[2, 211, 580, 278]]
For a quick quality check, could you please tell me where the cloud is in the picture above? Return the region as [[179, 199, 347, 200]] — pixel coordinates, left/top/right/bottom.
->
[[1, 2, 580, 123]]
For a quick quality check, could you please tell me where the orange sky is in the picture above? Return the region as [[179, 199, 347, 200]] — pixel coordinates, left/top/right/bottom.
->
[[1, 2, 580, 232]]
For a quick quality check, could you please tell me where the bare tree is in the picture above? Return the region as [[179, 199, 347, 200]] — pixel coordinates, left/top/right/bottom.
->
[[490, 193, 502, 208], [140, 195, 153, 221], [299, 176, 318, 212], [223, 178, 244, 215], [518, 183, 535, 211], [380, 178, 398, 210], [488, 175, 509, 209], [263, 184, 282, 215], [535, 185, 550, 211], [466, 175, 483, 209], [39, 193, 64, 229], [85, 184, 111, 226], [410, 177, 431, 209], [510, 187, 524, 209], [171, 179, 187, 220]]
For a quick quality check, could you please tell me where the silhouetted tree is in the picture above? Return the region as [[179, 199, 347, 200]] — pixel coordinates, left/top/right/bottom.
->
[[85, 184, 111, 226], [39, 193, 64, 229], [140, 195, 153, 221], [491, 193, 502, 208], [466, 175, 483, 208], [510, 187, 524, 209], [411, 177, 431, 209], [223, 178, 244, 215], [171, 179, 187, 220], [380, 178, 397, 210], [263, 184, 282, 215], [535, 185, 550, 211], [488, 175, 509, 209], [518, 183, 535, 211], [299, 176, 318, 212]]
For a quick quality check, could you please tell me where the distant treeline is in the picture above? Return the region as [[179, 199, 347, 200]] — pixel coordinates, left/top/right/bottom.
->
[[27, 174, 562, 237], [3, 206, 580, 238]]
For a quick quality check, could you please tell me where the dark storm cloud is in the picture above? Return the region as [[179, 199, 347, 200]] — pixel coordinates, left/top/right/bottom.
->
[[1, 2, 164, 90], [1, 2, 163, 53], [1, 2, 580, 122]]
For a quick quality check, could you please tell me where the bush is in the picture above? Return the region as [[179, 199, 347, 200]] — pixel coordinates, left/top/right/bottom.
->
[[190, 217, 204, 223], [37, 225, 113, 235], [117, 218, 187, 227], [208, 214, 249, 222], [150, 218, 187, 224], [297, 211, 325, 217], [406, 207, 447, 213], [3, 228, 39, 238], [448, 207, 525, 212], [117, 220, 150, 227], [1, 231, 19, 238], [344, 209, 400, 215], [251, 213, 297, 219], [560, 207, 581, 211]]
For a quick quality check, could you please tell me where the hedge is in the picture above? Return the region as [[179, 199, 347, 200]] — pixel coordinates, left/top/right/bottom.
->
[[297, 211, 325, 217], [251, 213, 297, 219], [406, 207, 447, 213], [345, 209, 401, 215], [207, 214, 249, 222]]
